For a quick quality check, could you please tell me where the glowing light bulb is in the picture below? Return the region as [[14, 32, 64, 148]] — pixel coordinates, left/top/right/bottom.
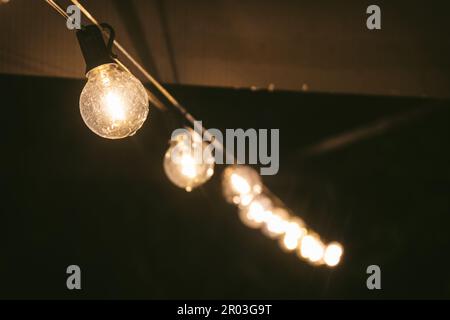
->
[[231, 174, 251, 194], [222, 166, 263, 206], [163, 129, 215, 192], [280, 218, 306, 251], [79, 63, 149, 139], [323, 242, 343, 267], [299, 234, 325, 264], [238, 195, 272, 229], [262, 207, 289, 238]]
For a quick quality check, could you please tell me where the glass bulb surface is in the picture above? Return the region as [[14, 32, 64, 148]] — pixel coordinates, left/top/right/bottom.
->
[[222, 165, 263, 206], [79, 63, 149, 139], [163, 129, 215, 192]]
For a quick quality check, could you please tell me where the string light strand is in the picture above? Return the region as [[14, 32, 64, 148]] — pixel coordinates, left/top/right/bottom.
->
[[43, 0, 343, 267]]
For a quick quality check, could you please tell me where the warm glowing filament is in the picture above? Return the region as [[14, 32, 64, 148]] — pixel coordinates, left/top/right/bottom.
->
[[180, 154, 197, 178], [105, 92, 126, 121]]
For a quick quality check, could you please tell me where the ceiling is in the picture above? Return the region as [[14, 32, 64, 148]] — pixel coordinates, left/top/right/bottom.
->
[[1, 0, 449, 98]]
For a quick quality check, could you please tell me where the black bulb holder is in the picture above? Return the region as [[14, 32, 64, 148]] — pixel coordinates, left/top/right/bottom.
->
[[76, 24, 116, 75]]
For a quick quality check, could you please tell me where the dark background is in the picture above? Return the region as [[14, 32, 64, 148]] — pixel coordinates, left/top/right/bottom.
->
[[0, 74, 449, 299]]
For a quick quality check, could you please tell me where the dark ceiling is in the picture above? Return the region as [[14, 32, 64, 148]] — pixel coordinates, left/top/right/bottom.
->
[[1, 0, 449, 97]]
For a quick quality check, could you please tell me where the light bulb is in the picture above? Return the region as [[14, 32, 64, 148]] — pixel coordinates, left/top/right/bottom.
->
[[238, 195, 272, 229], [299, 234, 325, 264], [163, 129, 215, 192], [323, 242, 343, 267], [280, 218, 306, 251], [222, 165, 263, 206], [79, 63, 149, 139], [262, 207, 290, 238]]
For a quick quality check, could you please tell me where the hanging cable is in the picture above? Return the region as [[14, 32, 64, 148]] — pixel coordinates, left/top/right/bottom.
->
[[71, 0, 191, 117]]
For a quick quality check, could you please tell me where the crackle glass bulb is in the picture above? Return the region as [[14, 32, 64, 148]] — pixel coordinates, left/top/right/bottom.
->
[[222, 165, 263, 206], [79, 63, 149, 139], [163, 129, 215, 192]]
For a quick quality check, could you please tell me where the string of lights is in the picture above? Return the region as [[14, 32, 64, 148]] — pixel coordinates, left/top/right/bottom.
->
[[43, 0, 343, 267]]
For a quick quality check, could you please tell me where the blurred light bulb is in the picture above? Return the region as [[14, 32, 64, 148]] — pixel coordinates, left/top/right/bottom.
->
[[323, 242, 343, 267], [238, 195, 272, 229], [280, 218, 306, 251], [262, 207, 289, 238], [79, 63, 149, 139], [231, 173, 251, 194], [222, 166, 263, 206], [300, 234, 325, 264], [163, 129, 215, 192]]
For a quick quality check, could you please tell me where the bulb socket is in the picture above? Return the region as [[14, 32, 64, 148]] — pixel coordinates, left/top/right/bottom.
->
[[76, 25, 114, 75]]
